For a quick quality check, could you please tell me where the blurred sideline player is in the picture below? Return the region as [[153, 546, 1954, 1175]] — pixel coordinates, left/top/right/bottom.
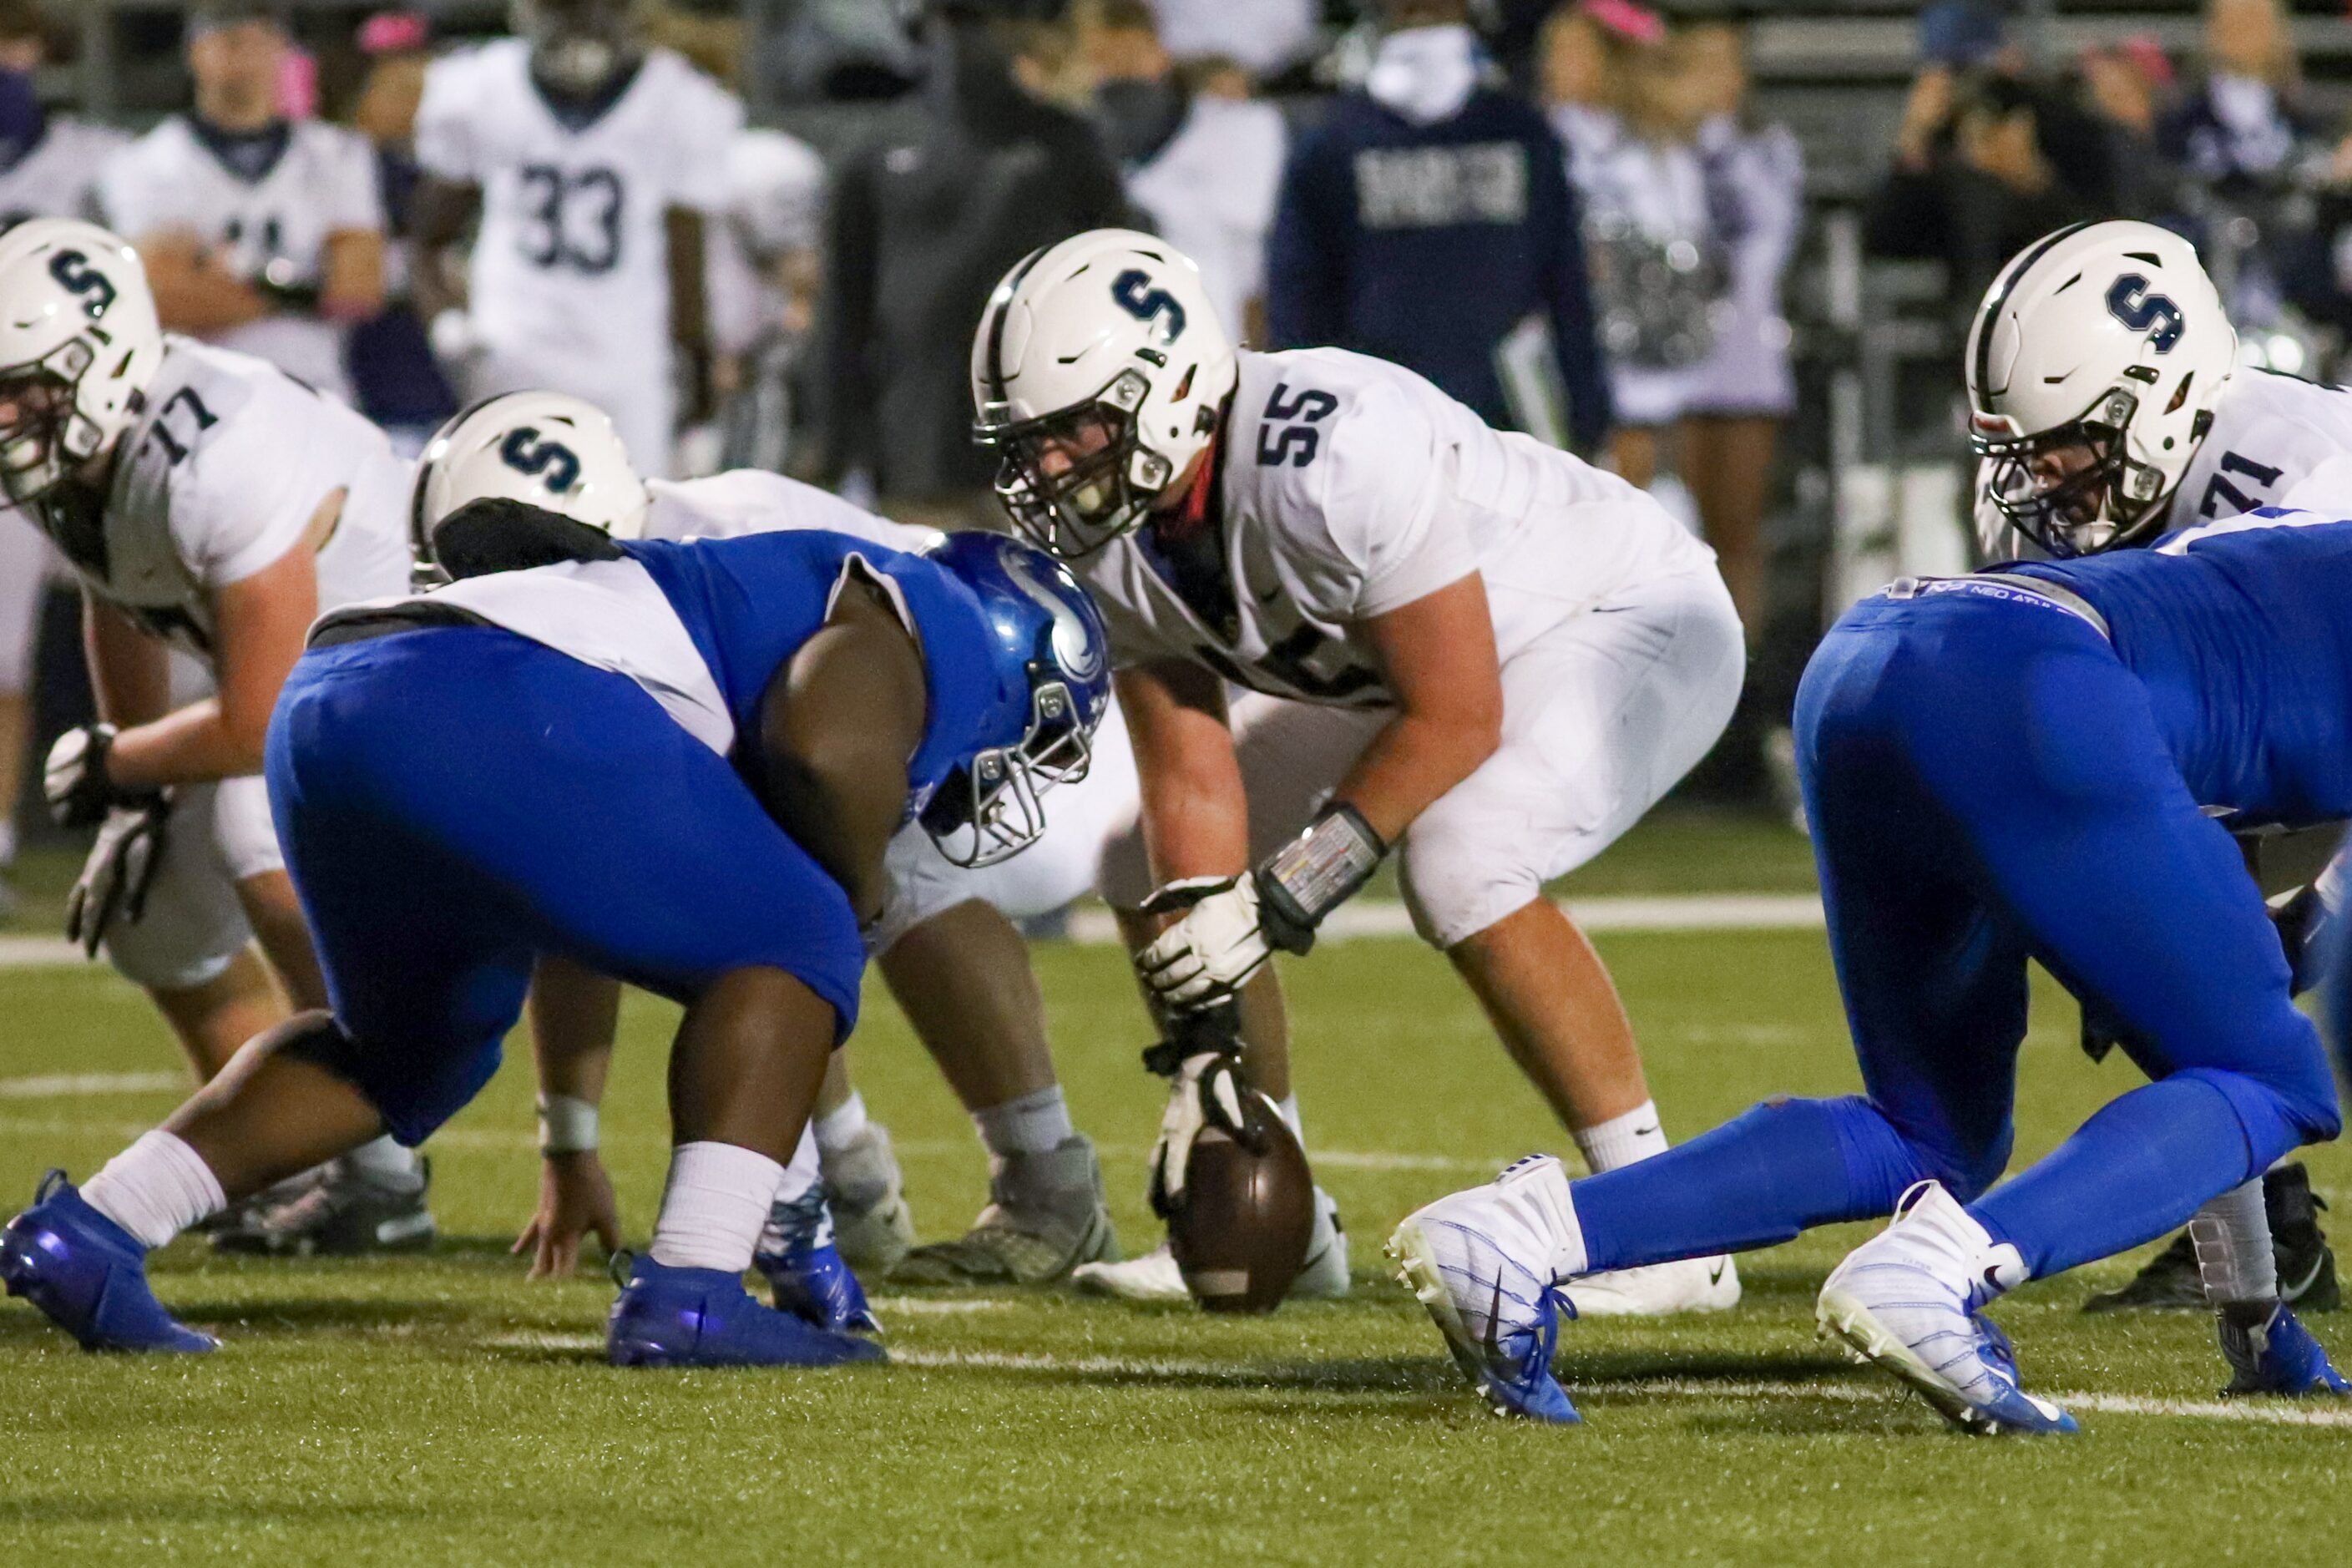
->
[[973, 230, 1745, 1313], [705, 126, 824, 475], [0, 0, 129, 913], [0, 502, 1112, 1363], [99, 2, 387, 405], [1968, 220, 2352, 1318], [1395, 499, 2352, 1429], [0, 220, 430, 1251], [410, 0, 740, 478], [407, 392, 1139, 1291]]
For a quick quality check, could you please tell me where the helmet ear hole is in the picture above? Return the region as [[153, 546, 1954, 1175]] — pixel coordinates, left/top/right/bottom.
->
[[2165, 372, 2193, 416]]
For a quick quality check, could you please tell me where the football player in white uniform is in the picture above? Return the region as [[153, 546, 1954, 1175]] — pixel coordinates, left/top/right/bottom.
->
[[406, 392, 1139, 1294], [0, 3, 133, 912], [410, 0, 742, 479], [1966, 219, 2352, 1336], [972, 230, 1748, 1313], [98, 3, 386, 405], [0, 220, 431, 1253]]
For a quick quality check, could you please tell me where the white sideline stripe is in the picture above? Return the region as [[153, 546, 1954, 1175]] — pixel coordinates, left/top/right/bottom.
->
[[0, 895, 1823, 974], [0, 1070, 185, 1099], [468, 1335, 2352, 1425], [1062, 895, 1822, 947]]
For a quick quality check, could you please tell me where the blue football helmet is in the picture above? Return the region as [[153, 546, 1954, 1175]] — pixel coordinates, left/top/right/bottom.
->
[[918, 531, 1113, 868]]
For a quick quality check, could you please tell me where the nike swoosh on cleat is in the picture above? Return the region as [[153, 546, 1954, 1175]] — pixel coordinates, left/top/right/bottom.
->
[[1708, 1259, 1727, 1287], [1483, 1272, 1509, 1368]]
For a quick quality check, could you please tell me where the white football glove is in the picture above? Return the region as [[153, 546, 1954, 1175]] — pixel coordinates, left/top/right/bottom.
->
[[1135, 876, 1272, 1011], [66, 800, 171, 959], [1147, 1050, 1257, 1216], [45, 723, 149, 830]]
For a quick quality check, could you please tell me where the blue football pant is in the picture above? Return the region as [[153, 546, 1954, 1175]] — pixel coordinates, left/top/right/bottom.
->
[[1571, 591, 2339, 1280], [265, 625, 866, 1146]]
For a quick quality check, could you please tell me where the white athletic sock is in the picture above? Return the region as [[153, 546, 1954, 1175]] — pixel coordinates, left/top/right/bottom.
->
[[342, 1134, 422, 1190], [812, 1090, 871, 1157], [650, 1141, 786, 1274], [971, 1085, 1075, 1161], [777, 1125, 821, 1207], [1274, 1094, 1304, 1145], [2190, 1178, 2279, 1306], [1574, 1100, 1670, 1175], [82, 1130, 226, 1249]]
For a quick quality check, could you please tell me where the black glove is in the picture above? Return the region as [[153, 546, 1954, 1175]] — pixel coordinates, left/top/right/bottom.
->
[[43, 725, 160, 830], [66, 799, 171, 959]]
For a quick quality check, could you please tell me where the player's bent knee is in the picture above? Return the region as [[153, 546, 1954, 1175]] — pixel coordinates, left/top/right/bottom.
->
[[1839, 1094, 2010, 1206], [2175, 1061, 2342, 1169], [1399, 834, 1543, 951]]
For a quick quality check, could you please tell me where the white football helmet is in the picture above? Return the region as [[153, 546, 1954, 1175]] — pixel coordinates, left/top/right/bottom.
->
[[971, 228, 1237, 559], [0, 219, 163, 506], [409, 391, 650, 575], [1967, 220, 2236, 557]]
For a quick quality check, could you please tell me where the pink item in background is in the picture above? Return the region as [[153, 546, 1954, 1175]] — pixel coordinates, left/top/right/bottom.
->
[[277, 46, 316, 119], [358, 12, 431, 56], [1581, 0, 1665, 47], [2117, 34, 2175, 89]]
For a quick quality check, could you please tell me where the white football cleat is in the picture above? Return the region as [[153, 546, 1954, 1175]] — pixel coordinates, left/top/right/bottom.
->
[[1386, 1155, 1581, 1423], [1816, 1181, 2076, 1435], [819, 1121, 916, 1274], [1073, 1187, 1350, 1302], [1561, 1254, 1740, 1317]]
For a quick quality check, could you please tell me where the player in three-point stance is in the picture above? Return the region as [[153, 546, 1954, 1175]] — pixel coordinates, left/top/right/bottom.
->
[[406, 392, 1138, 1316], [0, 498, 1111, 1365], [1967, 220, 2352, 1320], [972, 230, 1746, 1313], [0, 218, 435, 1252]]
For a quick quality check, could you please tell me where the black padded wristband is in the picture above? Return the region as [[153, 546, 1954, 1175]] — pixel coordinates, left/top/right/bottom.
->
[[1252, 803, 1387, 958]]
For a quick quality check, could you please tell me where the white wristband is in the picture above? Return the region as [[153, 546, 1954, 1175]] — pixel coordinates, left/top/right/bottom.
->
[[537, 1093, 599, 1156]]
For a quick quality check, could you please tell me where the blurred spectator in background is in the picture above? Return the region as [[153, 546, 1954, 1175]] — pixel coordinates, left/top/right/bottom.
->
[[2076, 35, 2174, 221], [410, 0, 742, 479], [1085, 0, 1283, 346], [710, 122, 826, 474], [2162, 0, 2329, 340], [101, 1, 387, 404], [815, 2, 1125, 529], [1268, 0, 1610, 456], [1543, 0, 1713, 488], [342, 10, 455, 448], [0, 0, 124, 912], [1682, 18, 1802, 644], [1863, 12, 2098, 315], [1140, 0, 1317, 86]]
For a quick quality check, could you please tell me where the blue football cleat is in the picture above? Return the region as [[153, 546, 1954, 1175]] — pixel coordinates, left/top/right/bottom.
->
[[1387, 1157, 1582, 1424], [1818, 1183, 2076, 1435], [2221, 1302, 2350, 1396], [0, 1171, 217, 1353], [607, 1253, 885, 1369], [755, 1185, 880, 1335]]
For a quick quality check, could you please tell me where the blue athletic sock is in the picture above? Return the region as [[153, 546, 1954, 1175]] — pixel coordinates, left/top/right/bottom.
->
[[1971, 1075, 2258, 1278], [1575, 1095, 1930, 1273]]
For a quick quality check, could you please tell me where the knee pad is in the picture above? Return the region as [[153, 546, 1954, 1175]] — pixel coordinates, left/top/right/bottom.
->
[[1397, 821, 1543, 950], [104, 788, 252, 992], [2176, 1064, 2342, 1172]]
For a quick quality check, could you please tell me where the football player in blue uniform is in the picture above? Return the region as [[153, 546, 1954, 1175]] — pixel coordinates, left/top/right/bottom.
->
[[0, 512, 1111, 1368], [1396, 503, 2352, 1431]]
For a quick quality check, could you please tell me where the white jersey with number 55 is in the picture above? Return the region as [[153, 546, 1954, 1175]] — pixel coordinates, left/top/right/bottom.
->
[[1073, 346, 1708, 707], [415, 40, 741, 380], [30, 337, 410, 662]]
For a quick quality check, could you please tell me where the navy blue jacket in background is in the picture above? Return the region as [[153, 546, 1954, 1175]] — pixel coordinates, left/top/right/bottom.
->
[[1267, 86, 1611, 453]]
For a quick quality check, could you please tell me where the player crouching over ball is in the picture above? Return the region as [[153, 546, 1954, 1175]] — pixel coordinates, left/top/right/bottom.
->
[[0, 509, 1111, 1368]]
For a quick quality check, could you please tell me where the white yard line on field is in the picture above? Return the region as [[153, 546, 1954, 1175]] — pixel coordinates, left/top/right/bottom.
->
[[0, 897, 1824, 976], [464, 1334, 2352, 1426], [0, 1070, 185, 1099]]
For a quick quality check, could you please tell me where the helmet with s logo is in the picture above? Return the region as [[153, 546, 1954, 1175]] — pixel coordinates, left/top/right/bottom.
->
[[971, 228, 1237, 560], [1967, 220, 2236, 557], [0, 219, 163, 505], [408, 390, 650, 579], [917, 530, 1112, 868]]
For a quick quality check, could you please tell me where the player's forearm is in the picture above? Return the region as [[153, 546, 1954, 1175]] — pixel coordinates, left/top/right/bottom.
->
[[1333, 707, 1500, 847], [104, 697, 266, 788], [142, 251, 272, 333], [529, 953, 620, 1107], [318, 231, 387, 322]]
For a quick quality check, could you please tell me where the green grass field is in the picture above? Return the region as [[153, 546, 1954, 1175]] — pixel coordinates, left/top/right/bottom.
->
[[2, 811, 2347, 1565]]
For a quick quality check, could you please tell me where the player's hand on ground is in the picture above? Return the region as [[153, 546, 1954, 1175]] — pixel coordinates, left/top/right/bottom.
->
[[513, 1151, 620, 1281], [65, 800, 171, 958], [1136, 877, 1272, 1010]]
